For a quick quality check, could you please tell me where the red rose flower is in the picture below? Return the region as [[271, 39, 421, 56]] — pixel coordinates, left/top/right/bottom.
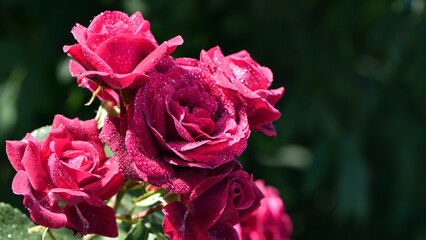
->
[[6, 115, 124, 237], [235, 180, 292, 240], [199, 46, 284, 137], [100, 59, 250, 192], [64, 11, 183, 92], [162, 161, 264, 240]]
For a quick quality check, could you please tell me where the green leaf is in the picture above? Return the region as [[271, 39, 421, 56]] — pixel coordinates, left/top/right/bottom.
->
[[124, 220, 149, 240], [124, 211, 167, 240], [104, 144, 114, 158], [133, 189, 168, 207], [94, 227, 128, 240], [0, 202, 42, 239], [28, 125, 52, 141], [48, 228, 76, 240]]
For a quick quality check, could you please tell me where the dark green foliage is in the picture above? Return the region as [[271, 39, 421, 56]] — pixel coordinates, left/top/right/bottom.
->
[[1, 0, 425, 239], [125, 211, 167, 240]]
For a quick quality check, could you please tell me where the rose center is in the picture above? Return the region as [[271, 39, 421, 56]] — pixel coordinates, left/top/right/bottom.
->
[[61, 151, 94, 172]]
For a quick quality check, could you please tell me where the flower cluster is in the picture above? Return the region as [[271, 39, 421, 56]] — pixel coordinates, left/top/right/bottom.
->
[[6, 10, 290, 239]]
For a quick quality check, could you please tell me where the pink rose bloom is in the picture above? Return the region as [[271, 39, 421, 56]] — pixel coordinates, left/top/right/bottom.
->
[[199, 46, 284, 137], [6, 115, 124, 237], [235, 180, 292, 240], [162, 161, 264, 240], [64, 11, 183, 93], [100, 59, 250, 193]]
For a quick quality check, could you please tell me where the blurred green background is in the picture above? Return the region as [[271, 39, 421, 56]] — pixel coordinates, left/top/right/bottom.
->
[[1, 0, 426, 239]]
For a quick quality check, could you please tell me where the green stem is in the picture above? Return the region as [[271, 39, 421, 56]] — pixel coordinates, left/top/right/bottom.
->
[[82, 234, 98, 240], [46, 228, 56, 240], [113, 187, 126, 212], [113, 180, 140, 212], [133, 188, 168, 203], [116, 202, 166, 223], [163, 192, 178, 203]]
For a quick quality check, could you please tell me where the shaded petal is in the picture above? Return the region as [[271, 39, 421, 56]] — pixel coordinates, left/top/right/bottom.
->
[[207, 221, 240, 240], [81, 157, 124, 200], [50, 188, 104, 207], [163, 202, 215, 240], [47, 153, 79, 190], [191, 179, 230, 229], [64, 202, 118, 237]]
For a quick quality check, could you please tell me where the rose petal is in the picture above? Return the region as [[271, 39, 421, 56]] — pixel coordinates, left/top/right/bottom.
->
[[81, 157, 124, 200], [12, 171, 67, 229], [64, 202, 118, 237], [71, 24, 88, 46], [6, 140, 27, 171], [126, 130, 175, 179], [47, 153, 79, 190], [49, 188, 104, 207], [21, 140, 47, 191], [132, 35, 183, 73], [207, 221, 240, 240], [95, 35, 155, 74], [163, 201, 215, 240], [191, 179, 230, 229], [64, 44, 89, 70], [86, 11, 133, 49]]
